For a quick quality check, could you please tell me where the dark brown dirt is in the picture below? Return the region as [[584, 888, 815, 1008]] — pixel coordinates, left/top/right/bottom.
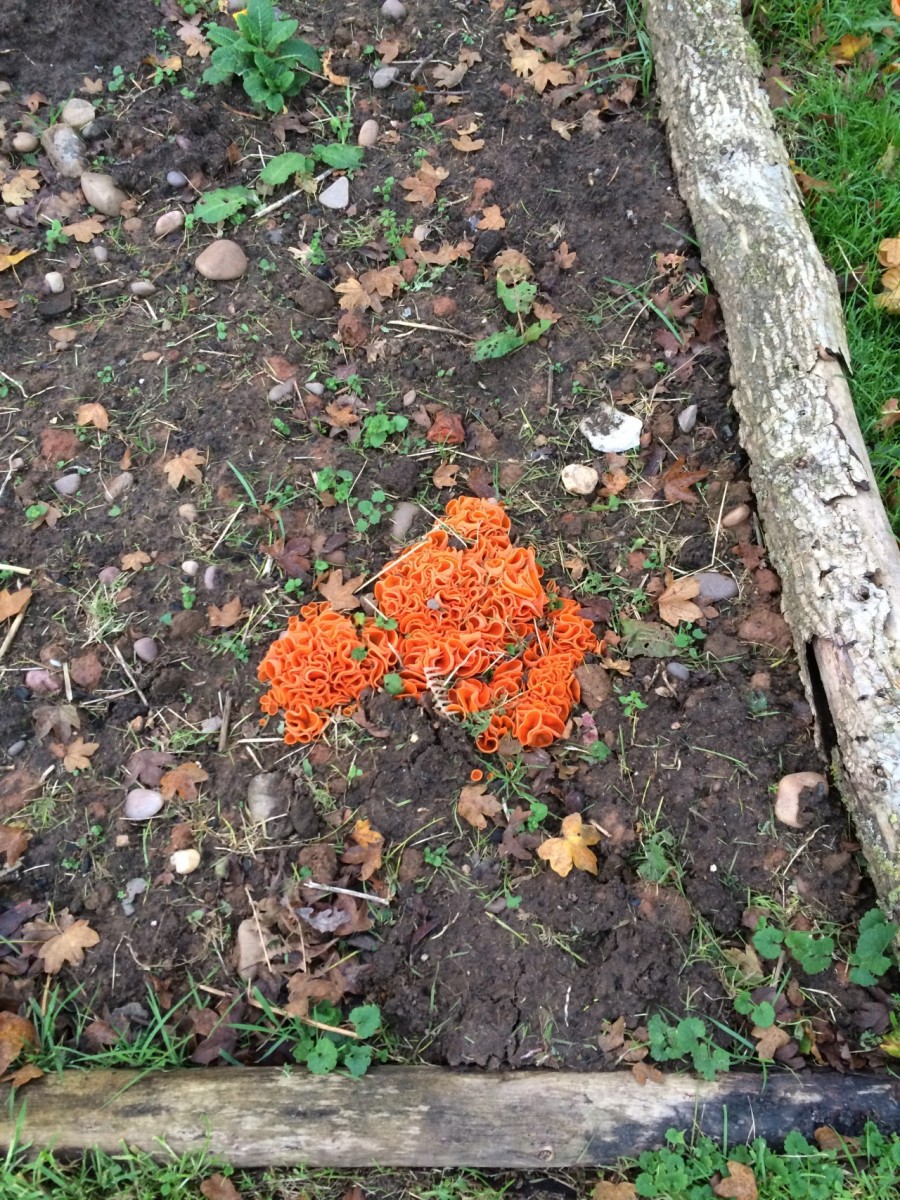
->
[[0, 0, 895, 1075]]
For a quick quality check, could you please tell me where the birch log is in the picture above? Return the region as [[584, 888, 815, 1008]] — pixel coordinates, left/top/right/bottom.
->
[[645, 0, 900, 921]]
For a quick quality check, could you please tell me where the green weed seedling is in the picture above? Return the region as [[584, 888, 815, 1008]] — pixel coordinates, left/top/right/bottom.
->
[[203, 0, 320, 112], [288, 999, 383, 1077], [752, 917, 835, 976], [314, 466, 354, 503], [362, 404, 409, 449], [848, 907, 899, 986], [646, 1013, 732, 1081]]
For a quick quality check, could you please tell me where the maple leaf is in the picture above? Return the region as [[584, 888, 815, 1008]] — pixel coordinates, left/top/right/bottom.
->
[[506, 38, 542, 78], [316, 569, 364, 613], [416, 240, 473, 265], [120, 549, 152, 572], [537, 813, 601, 877], [531, 60, 574, 94], [63, 216, 105, 244], [200, 1173, 242, 1200], [457, 784, 502, 830], [657, 572, 704, 627], [553, 241, 577, 269], [660, 458, 708, 505], [325, 402, 360, 428], [177, 20, 211, 58], [752, 1022, 791, 1061], [164, 447, 205, 488], [828, 33, 871, 64], [532, 300, 561, 323], [478, 205, 506, 230], [432, 462, 460, 488], [159, 761, 209, 801], [451, 133, 485, 152], [0, 824, 31, 868], [713, 1161, 758, 1200], [208, 597, 242, 628], [0, 587, 32, 622], [360, 265, 404, 300], [432, 62, 469, 89], [336, 277, 380, 313], [51, 737, 99, 773], [81, 76, 104, 94], [1, 169, 41, 207], [38, 914, 100, 974], [0, 246, 34, 272], [76, 401, 109, 429], [0, 1011, 36, 1077], [124, 748, 175, 786], [341, 818, 383, 881], [33, 704, 80, 743], [400, 162, 449, 205], [522, 0, 551, 15]]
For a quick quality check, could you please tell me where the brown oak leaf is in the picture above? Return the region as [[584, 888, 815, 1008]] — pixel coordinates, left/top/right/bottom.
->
[[660, 458, 708, 505], [400, 162, 449, 205], [0, 1012, 36, 1077], [657, 572, 704, 628], [0, 824, 31, 868]]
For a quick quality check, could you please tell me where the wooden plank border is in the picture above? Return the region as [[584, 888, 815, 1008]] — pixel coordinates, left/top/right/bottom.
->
[[2, 1068, 898, 1166]]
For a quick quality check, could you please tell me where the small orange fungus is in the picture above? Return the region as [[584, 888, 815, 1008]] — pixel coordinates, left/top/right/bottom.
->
[[469, 769, 484, 782], [258, 497, 601, 751]]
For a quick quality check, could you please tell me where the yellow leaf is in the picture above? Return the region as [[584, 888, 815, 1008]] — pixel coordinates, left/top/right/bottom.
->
[[64, 216, 105, 244], [163, 447, 205, 488], [76, 402, 109, 430], [120, 549, 152, 572], [713, 1161, 757, 1200], [0, 246, 34, 272], [57, 737, 99, 773], [478, 205, 506, 230], [1, 169, 41, 207], [828, 34, 872, 63], [537, 812, 601, 877], [451, 134, 485, 152], [531, 60, 574, 94]]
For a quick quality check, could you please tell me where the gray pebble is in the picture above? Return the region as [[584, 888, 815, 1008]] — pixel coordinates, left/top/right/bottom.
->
[[381, 0, 406, 18], [247, 773, 286, 824], [45, 271, 65, 294], [697, 571, 739, 603], [130, 280, 156, 296], [155, 210, 184, 237], [41, 124, 88, 177], [318, 176, 349, 210], [123, 789, 164, 820], [54, 474, 82, 497], [60, 98, 95, 130], [166, 169, 188, 187], [666, 661, 690, 682], [372, 66, 400, 89], [12, 131, 39, 154], [6, 740, 26, 758], [203, 566, 219, 591], [98, 566, 120, 585], [268, 380, 294, 403], [181, 559, 200, 577], [305, 380, 325, 396], [678, 404, 698, 433], [104, 471, 133, 500], [92, 245, 109, 263], [133, 637, 159, 663]]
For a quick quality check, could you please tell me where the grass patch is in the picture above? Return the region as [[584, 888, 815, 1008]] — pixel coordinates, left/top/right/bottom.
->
[[752, 0, 900, 525]]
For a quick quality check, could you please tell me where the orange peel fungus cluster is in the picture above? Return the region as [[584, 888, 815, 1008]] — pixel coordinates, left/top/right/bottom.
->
[[258, 497, 602, 752]]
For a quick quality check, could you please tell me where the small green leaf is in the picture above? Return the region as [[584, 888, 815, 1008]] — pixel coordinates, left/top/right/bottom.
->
[[342, 1043, 374, 1078], [316, 143, 365, 171], [752, 920, 784, 960], [496, 277, 537, 315], [471, 319, 551, 361], [260, 152, 316, 186], [349, 1003, 381, 1039], [306, 1038, 339, 1075], [193, 186, 255, 224], [383, 673, 405, 695]]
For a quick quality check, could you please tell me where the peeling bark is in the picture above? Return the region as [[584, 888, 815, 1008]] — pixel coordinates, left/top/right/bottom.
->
[[645, 0, 900, 919]]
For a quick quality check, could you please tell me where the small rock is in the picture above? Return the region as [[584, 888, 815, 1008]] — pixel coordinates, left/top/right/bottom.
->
[[697, 572, 739, 603], [178, 502, 198, 522], [37, 291, 74, 319], [44, 271, 65, 295], [580, 405, 643, 453], [181, 560, 199, 577], [433, 296, 457, 318], [357, 119, 379, 147], [292, 278, 336, 317], [155, 210, 184, 237], [774, 771, 826, 829], [103, 471, 133, 500], [41, 124, 88, 177], [666, 661, 690, 682], [318, 176, 349, 210], [133, 637, 159, 663], [120, 877, 147, 916], [268, 381, 294, 403], [7, 740, 27, 758], [722, 503, 751, 528], [98, 566, 120, 585], [391, 500, 419, 541], [54, 474, 81, 497], [372, 66, 400, 89], [60, 98, 95, 130], [79, 120, 106, 141], [305, 380, 326, 396], [195, 239, 248, 281], [247, 773, 287, 824], [25, 668, 61, 695], [124, 789, 164, 820], [12, 130, 39, 153], [92, 245, 109, 263], [561, 463, 599, 496], [678, 404, 698, 433], [130, 280, 156, 296], [80, 171, 127, 217], [166, 169, 188, 187], [203, 566, 219, 591], [171, 848, 201, 875], [381, 0, 406, 19]]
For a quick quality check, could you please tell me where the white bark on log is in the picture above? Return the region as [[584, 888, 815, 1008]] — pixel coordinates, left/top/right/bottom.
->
[[1, 1067, 897, 1166], [645, 0, 900, 920]]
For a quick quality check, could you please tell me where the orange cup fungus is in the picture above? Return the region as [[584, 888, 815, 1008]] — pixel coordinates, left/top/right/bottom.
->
[[257, 497, 603, 752]]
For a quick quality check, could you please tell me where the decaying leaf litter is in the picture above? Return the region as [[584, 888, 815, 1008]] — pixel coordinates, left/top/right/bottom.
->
[[0, 0, 897, 1087]]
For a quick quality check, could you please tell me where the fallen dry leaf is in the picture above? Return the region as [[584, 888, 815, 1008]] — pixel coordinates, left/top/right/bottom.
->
[[0, 769, 42, 818], [426, 410, 466, 445], [159, 761, 209, 802], [478, 204, 506, 230], [0, 824, 31, 868], [5, 1062, 44, 1089], [51, 736, 99, 773], [0, 587, 32, 622], [713, 1161, 757, 1200], [82, 76, 104, 94], [537, 812, 601, 877], [208, 597, 242, 629], [321, 49, 349, 87], [432, 462, 460, 488], [457, 783, 502, 830], [494, 248, 533, 279], [120, 549, 152, 572], [657, 572, 704, 627], [38, 916, 100, 974], [660, 458, 708, 505], [341, 818, 383, 881], [76, 401, 109, 429], [317, 569, 365, 613], [400, 162, 449, 205], [828, 33, 872, 64], [336, 276, 379, 312], [0, 1012, 36, 1077], [0, 246, 34, 272], [553, 241, 577, 269], [200, 1174, 242, 1200], [63, 216, 105, 244], [163, 447, 205, 488], [1, 168, 41, 207], [0, 298, 16, 319], [752, 1023, 791, 1061], [177, 20, 211, 58], [432, 61, 469, 89], [878, 237, 900, 269], [532, 59, 574, 93], [451, 133, 485, 152]]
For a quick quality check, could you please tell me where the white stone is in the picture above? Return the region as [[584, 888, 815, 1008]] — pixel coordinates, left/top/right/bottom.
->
[[181, 559, 200, 577], [357, 119, 379, 147], [560, 463, 599, 496], [381, 0, 406, 19], [155, 210, 185, 237], [195, 239, 248, 280], [318, 176, 349, 210], [722, 503, 751, 528], [80, 171, 127, 216], [130, 280, 156, 296], [579, 405, 643, 454], [133, 637, 158, 663], [124, 789, 164, 820], [171, 848, 201, 874], [61, 98, 96, 130], [45, 271, 65, 294], [53, 474, 81, 497], [372, 66, 400, 89], [12, 130, 39, 153], [41, 124, 87, 178]]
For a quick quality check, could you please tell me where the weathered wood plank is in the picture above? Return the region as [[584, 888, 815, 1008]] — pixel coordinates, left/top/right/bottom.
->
[[2, 1068, 897, 1166]]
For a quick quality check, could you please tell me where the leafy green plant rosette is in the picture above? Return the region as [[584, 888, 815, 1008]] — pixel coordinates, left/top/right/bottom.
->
[[203, 0, 320, 113]]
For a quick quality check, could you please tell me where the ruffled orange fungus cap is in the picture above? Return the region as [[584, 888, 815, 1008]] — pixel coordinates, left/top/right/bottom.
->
[[258, 497, 602, 751]]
